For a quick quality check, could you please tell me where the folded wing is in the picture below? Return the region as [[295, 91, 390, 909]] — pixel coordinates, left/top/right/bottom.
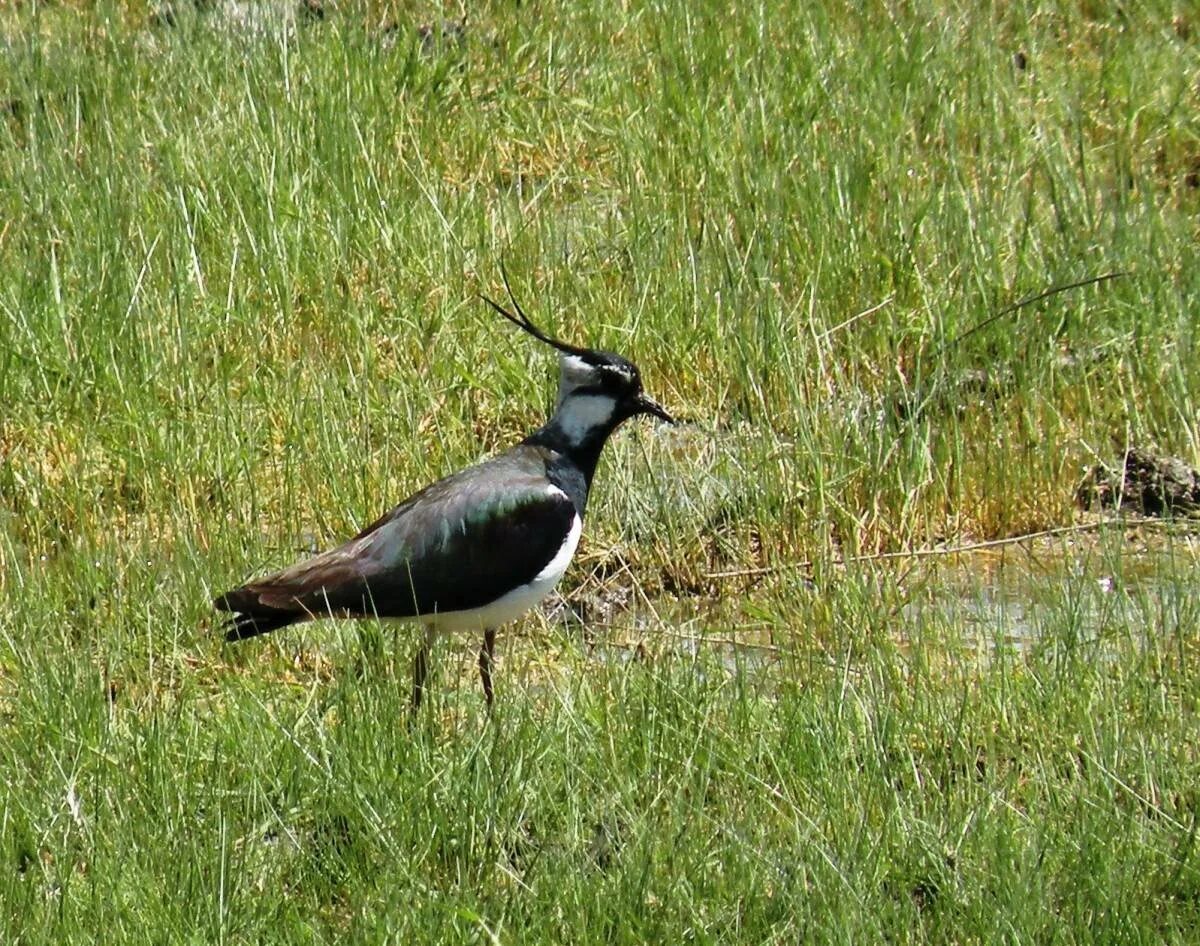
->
[[215, 453, 576, 641]]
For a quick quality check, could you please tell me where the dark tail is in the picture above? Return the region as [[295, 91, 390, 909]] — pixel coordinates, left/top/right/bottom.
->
[[214, 588, 307, 642]]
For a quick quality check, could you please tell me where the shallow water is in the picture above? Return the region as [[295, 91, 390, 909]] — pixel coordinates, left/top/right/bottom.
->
[[574, 527, 1200, 674], [895, 536, 1200, 659]]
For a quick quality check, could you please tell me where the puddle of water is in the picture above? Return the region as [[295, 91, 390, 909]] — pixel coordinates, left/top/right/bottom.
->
[[897, 540, 1200, 659], [561, 530, 1200, 676]]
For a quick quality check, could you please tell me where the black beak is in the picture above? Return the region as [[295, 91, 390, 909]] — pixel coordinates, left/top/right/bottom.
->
[[634, 393, 675, 424]]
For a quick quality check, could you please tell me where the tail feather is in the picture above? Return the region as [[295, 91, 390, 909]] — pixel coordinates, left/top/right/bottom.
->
[[214, 587, 307, 643]]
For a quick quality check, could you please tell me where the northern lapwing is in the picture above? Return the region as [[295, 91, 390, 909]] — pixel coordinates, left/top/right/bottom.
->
[[214, 280, 674, 710]]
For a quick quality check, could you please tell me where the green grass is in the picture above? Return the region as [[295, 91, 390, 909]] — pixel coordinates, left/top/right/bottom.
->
[[2, 0, 1199, 941]]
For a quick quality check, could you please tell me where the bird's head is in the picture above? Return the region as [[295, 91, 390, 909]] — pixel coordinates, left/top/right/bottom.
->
[[482, 273, 674, 447], [552, 347, 673, 427]]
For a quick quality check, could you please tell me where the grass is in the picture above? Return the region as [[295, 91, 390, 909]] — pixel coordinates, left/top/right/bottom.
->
[[1, 0, 1199, 941]]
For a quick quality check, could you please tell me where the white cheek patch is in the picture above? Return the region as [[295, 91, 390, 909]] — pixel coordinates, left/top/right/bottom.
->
[[556, 394, 617, 445]]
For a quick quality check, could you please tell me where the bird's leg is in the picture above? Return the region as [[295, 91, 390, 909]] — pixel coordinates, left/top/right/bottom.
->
[[411, 626, 438, 713], [478, 627, 497, 709]]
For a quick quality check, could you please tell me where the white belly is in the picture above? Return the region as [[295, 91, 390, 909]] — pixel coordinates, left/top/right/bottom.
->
[[420, 513, 583, 633]]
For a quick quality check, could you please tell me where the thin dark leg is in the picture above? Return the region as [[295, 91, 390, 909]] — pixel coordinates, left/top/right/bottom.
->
[[478, 627, 497, 709], [411, 628, 437, 713]]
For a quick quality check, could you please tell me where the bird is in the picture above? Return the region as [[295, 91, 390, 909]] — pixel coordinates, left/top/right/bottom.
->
[[213, 278, 675, 711]]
